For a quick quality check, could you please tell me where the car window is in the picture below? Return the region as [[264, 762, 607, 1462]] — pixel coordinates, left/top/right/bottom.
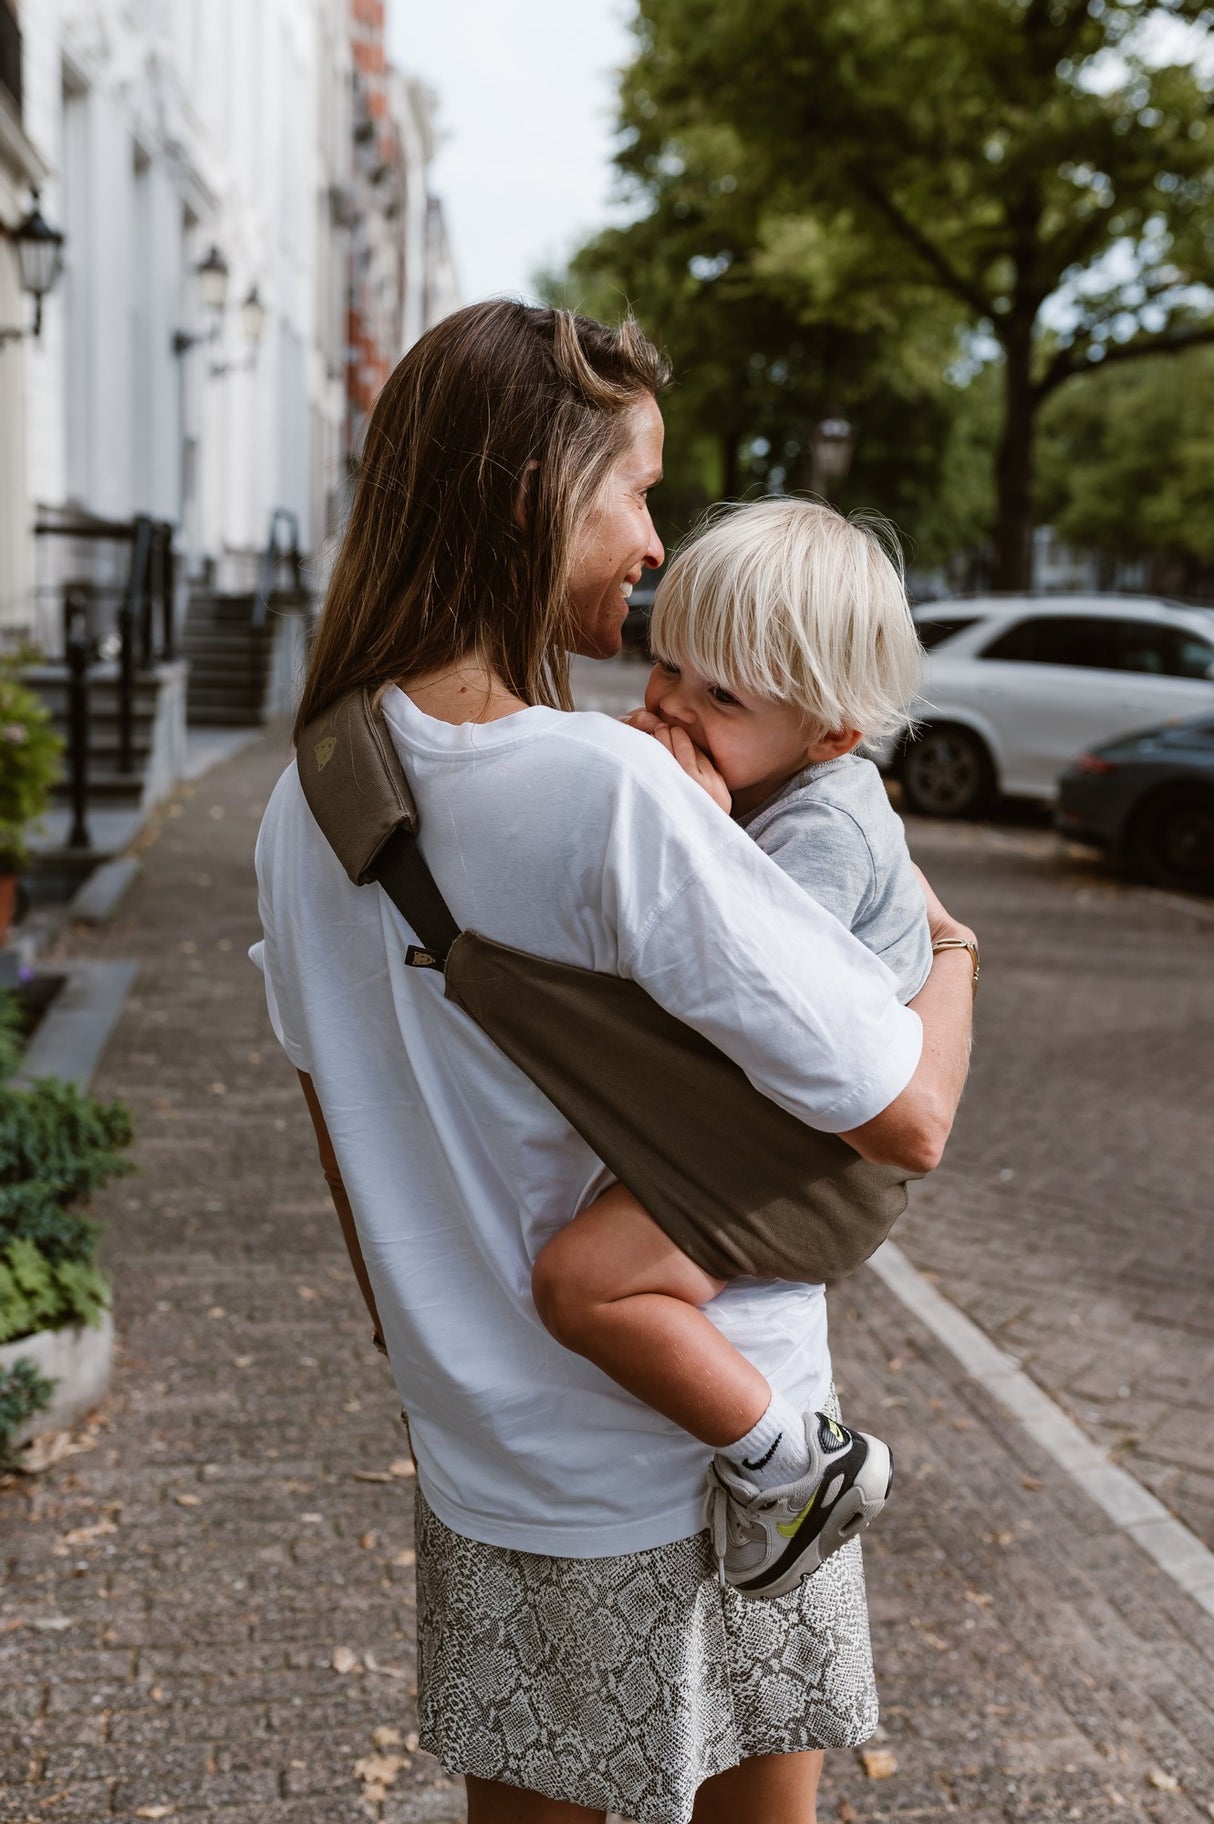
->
[[1116, 621, 1214, 681], [914, 615, 982, 650], [979, 615, 1122, 669]]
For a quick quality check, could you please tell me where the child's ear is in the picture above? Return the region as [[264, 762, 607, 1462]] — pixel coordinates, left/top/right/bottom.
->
[[806, 726, 863, 763]]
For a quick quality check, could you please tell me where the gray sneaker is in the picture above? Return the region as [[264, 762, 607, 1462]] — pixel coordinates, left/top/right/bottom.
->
[[706, 1410, 893, 1600]]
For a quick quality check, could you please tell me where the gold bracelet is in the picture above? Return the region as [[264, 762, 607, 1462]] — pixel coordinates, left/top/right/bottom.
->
[[931, 936, 980, 991]]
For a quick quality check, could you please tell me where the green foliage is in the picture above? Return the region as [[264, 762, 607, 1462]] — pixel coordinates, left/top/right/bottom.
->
[[0, 990, 22, 1083], [0, 1356, 55, 1461], [0, 1235, 110, 1342], [1037, 344, 1214, 583], [0, 663, 63, 872], [568, 0, 1214, 583], [0, 989, 133, 1346]]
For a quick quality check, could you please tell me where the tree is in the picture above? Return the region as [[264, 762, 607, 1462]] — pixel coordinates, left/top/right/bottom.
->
[[1037, 344, 1214, 591], [551, 117, 976, 558], [607, 0, 1214, 586]]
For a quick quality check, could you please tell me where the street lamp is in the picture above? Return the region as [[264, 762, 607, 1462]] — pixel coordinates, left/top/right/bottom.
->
[[240, 284, 265, 346], [0, 192, 65, 345], [810, 415, 856, 502], [210, 285, 267, 377], [196, 244, 230, 312], [172, 244, 230, 356]]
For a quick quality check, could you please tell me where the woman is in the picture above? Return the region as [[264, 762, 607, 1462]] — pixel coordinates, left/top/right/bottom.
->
[[253, 300, 976, 1824]]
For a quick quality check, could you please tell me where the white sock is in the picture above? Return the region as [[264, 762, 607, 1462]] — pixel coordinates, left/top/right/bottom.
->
[[724, 1393, 811, 1490]]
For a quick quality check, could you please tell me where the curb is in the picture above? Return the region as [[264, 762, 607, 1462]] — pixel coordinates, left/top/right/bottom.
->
[[15, 958, 140, 1090], [869, 1239, 1214, 1619]]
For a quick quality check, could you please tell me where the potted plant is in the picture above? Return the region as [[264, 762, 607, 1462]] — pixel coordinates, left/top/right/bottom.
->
[[0, 993, 133, 1463], [0, 659, 63, 945]]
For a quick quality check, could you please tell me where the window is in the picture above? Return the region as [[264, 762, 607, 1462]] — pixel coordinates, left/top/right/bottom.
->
[[979, 616, 1123, 670], [914, 615, 981, 650], [1116, 622, 1214, 681]]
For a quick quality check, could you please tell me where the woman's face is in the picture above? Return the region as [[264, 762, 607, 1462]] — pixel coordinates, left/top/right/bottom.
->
[[567, 395, 665, 660]]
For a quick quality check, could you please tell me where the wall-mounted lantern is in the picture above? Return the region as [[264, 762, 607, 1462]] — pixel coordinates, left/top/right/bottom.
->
[[0, 191, 65, 345], [172, 245, 231, 357], [210, 285, 267, 378]]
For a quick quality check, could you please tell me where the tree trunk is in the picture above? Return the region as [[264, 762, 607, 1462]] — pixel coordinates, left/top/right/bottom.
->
[[992, 319, 1037, 592]]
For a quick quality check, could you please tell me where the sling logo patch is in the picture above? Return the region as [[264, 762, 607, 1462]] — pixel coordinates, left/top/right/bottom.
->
[[314, 735, 337, 770], [406, 946, 441, 970]]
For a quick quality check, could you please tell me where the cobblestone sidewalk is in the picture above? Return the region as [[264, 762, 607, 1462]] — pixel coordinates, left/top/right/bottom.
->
[[2, 728, 1213, 1823]]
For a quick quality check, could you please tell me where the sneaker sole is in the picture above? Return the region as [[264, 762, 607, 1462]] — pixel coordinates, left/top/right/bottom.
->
[[732, 1437, 894, 1602]]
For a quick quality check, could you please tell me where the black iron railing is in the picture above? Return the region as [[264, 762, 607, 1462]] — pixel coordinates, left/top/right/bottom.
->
[[33, 511, 178, 849]]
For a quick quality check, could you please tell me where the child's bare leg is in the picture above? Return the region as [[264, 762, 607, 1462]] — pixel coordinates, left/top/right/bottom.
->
[[531, 1184, 771, 1446]]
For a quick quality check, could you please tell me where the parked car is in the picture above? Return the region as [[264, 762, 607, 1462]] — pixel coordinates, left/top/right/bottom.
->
[[883, 595, 1214, 817], [1056, 715, 1214, 895]]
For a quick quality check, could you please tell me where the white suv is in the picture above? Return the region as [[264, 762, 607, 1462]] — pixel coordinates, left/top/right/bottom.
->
[[886, 595, 1214, 817]]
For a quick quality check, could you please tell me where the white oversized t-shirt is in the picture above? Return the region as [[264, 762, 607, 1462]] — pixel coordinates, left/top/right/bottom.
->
[[252, 686, 922, 1556]]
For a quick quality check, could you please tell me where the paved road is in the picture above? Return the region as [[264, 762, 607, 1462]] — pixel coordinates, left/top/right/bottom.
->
[[2, 700, 1212, 1823]]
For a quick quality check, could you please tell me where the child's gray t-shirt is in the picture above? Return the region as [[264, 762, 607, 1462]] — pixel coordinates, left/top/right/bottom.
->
[[736, 752, 932, 1003]]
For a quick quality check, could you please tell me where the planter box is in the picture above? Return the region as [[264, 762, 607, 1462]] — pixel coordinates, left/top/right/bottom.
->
[[0, 1309, 114, 1448]]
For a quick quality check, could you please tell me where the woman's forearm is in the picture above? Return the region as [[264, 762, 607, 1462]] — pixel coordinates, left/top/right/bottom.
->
[[297, 1070, 384, 1335], [839, 881, 976, 1174]]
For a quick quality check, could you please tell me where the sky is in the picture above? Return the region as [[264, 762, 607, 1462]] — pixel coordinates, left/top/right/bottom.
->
[[386, 0, 639, 306]]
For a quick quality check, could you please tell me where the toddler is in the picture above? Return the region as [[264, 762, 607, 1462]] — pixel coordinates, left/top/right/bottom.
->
[[531, 498, 934, 1599]]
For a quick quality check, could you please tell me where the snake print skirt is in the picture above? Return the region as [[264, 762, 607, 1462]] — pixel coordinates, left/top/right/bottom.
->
[[414, 1439, 878, 1822]]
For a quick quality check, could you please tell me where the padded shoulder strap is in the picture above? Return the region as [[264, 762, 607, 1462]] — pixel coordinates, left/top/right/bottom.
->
[[297, 687, 419, 884], [296, 686, 460, 964]]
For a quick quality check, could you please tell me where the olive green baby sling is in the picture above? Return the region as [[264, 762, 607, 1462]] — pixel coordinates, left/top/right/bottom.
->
[[296, 689, 911, 1283]]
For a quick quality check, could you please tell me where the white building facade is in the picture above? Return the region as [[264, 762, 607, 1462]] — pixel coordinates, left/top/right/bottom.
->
[[2, 0, 454, 642]]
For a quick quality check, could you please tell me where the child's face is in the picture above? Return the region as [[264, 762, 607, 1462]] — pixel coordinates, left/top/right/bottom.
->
[[644, 657, 842, 815]]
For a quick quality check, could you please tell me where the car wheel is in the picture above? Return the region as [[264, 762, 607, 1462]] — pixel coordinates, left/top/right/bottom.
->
[[1129, 786, 1214, 895], [900, 726, 994, 819]]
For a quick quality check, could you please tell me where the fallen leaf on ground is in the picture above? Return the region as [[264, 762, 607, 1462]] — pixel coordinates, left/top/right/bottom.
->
[[30, 1616, 73, 1632], [353, 1471, 393, 1484], [404, 1730, 419, 1752], [359, 1532, 378, 1550], [364, 1650, 409, 1679], [372, 1726, 402, 1750], [837, 1803, 858, 1822], [332, 1646, 362, 1675], [964, 1587, 993, 1608], [354, 1752, 409, 1787], [1147, 1769, 1181, 1792], [53, 1519, 118, 1556], [390, 1459, 415, 1479], [859, 1747, 898, 1780], [297, 1285, 319, 1301], [206, 1307, 225, 1319], [173, 1493, 201, 1508], [134, 1808, 175, 1819], [392, 1548, 416, 1568], [1019, 1475, 1044, 1491]]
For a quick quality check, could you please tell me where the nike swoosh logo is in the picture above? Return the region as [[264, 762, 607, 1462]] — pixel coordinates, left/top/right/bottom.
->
[[776, 1487, 819, 1538]]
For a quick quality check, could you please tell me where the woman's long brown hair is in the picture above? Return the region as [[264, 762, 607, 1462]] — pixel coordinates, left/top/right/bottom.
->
[[293, 301, 669, 741]]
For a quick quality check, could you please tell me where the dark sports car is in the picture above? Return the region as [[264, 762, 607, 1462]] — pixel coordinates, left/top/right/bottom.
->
[[1055, 714, 1214, 895]]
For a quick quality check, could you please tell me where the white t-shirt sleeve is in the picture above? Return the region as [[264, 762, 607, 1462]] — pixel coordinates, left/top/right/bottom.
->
[[620, 818, 922, 1135]]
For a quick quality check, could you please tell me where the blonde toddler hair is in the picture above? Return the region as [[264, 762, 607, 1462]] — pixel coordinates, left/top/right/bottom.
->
[[649, 498, 923, 743]]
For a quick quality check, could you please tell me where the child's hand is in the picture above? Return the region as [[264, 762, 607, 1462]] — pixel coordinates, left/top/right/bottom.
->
[[652, 724, 733, 813], [619, 707, 664, 735]]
